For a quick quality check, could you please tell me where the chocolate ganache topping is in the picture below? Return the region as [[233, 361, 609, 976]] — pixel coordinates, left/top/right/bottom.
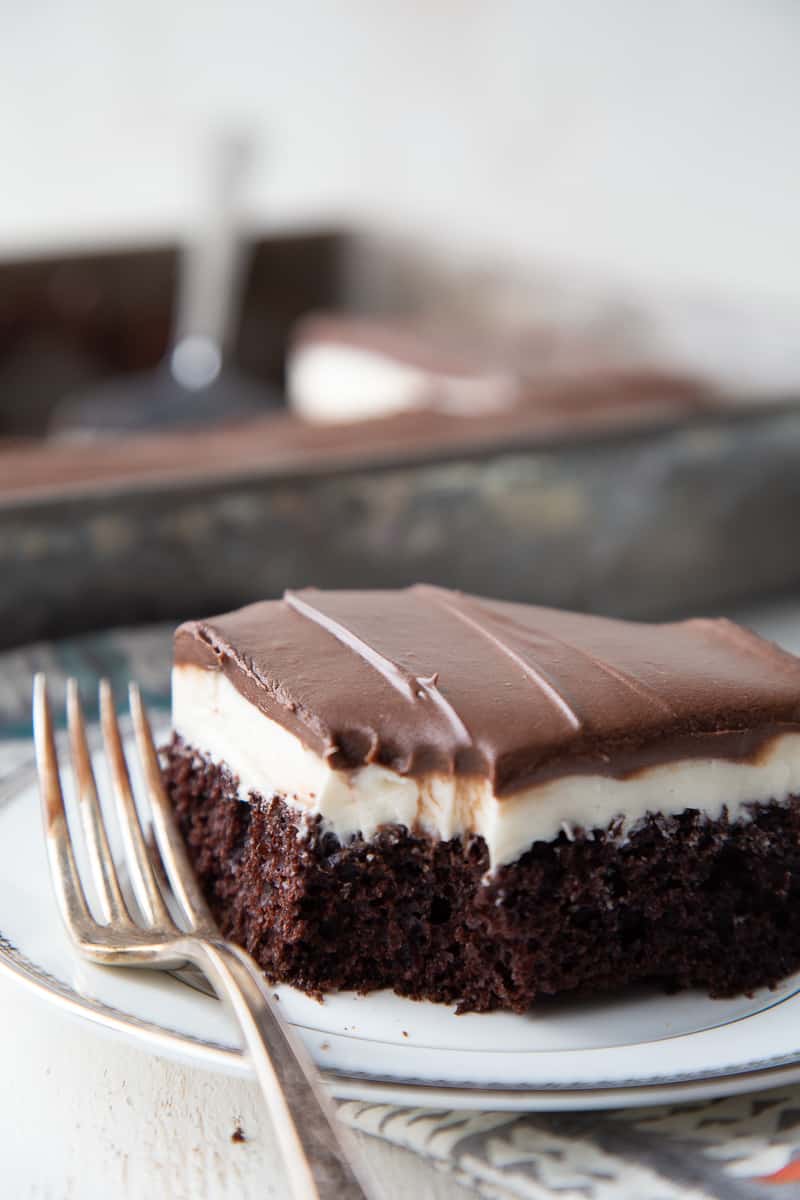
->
[[174, 586, 800, 794]]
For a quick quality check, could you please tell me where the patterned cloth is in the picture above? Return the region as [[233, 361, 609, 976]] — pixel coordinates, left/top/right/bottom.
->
[[340, 1095, 800, 1198], [4, 625, 800, 1199]]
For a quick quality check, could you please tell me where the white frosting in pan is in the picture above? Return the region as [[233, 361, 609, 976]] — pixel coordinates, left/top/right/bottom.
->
[[288, 341, 516, 423]]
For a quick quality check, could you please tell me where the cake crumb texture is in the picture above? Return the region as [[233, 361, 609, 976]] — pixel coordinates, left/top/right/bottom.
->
[[164, 739, 800, 1013]]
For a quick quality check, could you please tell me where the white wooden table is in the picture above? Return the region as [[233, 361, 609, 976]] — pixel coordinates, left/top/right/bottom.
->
[[0, 971, 473, 1198]]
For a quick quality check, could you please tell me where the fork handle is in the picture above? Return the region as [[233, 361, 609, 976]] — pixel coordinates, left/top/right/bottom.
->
[[181, 937, 371, 1199]]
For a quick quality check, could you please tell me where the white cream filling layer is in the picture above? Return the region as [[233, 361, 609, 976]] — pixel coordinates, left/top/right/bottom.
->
[[288, 342, 517, 423], [172, 664, 800, 869]]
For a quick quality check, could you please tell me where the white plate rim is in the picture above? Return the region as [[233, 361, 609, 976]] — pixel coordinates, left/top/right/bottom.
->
[[5, 935, 800, 1111]]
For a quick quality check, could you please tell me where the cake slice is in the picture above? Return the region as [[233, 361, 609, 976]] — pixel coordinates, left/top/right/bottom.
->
[[287, 312, 710, 425], [288, 315, 521, 422], [165, 586, 800, 1013]]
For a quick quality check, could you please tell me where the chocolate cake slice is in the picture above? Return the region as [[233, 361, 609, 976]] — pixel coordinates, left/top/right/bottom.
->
[[287, 312, 710, 425], [165, 586, 800, 1013]]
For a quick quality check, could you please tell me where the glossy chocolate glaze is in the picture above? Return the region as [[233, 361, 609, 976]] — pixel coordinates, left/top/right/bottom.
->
[[174, 586, 800, 795]]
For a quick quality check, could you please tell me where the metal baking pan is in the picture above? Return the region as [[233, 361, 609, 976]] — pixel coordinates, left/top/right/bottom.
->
[[2, 399, 800, 651]]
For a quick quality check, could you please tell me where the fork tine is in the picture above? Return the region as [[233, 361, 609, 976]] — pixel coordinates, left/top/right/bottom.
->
[[33, 674, 96, 946], [67, 679, 132, 927], [99, 679, 173, 930], [129, 682, 217, 936]]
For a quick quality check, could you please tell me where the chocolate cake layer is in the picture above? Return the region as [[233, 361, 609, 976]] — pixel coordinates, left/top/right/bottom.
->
[[175, 587, 800, 792], [164, 739, 800, 1013]]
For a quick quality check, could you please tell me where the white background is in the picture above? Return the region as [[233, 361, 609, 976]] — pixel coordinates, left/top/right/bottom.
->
[[2, 0, 799, 303], [0, 971, 470, 1198]]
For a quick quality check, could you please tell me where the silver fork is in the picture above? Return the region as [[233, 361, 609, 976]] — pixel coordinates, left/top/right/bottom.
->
[[33, 674, 371, 1200]]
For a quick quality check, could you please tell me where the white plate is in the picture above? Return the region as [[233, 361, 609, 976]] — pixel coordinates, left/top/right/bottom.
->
[[3, 737, 800, 1111]]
